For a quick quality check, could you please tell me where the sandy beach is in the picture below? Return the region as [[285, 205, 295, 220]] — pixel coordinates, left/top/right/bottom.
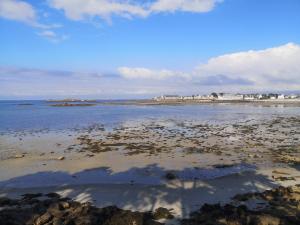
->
[[1, 108, 300, 224]]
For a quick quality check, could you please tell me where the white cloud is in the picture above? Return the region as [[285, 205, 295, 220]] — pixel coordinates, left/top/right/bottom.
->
[[1, 1, 221, 42], [49, 0, 149, 21], [196, 42, 300, 85], [0, 0, 222, 25], [0, 66, 175, 98], [48, 0, 222, 21], [0, 0, 37, 25], [151, 0, 222, 13], [1, 43, 299, 99], [118, 67, 190, 80], [0, 0, 66, 43], [38, 30, 56, 38], [37, 30, 68, 43], [117, 43, 300, 91]]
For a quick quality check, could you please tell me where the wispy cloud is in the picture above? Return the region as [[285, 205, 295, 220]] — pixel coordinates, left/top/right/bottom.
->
[[0, 0, 66, 42], [0, 0, 222, 42], [0, 0, 56, 28], [118, 42, 300, 90], [118, 67, 190, 80], [196, 74, 254, 86], [37, 30, 68, 43], [48, 0, 149, 21], [48, 0, 222, 22], [1, 43, 299, 99], [150, 0, 223, 13], [196, 42, 300, 85], [0, 66, 167, 99], [0, 0, 37, 25]]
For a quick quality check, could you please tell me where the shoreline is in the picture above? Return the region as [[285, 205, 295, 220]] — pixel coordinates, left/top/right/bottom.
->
[[98, 99, 300, 106], [0, 106, 299, 223]]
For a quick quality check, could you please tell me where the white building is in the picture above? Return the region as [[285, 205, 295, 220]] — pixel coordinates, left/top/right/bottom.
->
[[154, 95, 182, 101], [183, 96, 195, 100], [217, 93, 244, 101], [243, 94, 257, 100], [194, 95, 214, 100]]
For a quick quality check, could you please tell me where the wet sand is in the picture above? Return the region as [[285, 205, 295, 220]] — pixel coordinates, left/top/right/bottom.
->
[[0, 115, 300, 221]]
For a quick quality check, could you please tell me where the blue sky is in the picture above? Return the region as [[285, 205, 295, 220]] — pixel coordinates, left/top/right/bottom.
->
[[0, 0, 300, 99]]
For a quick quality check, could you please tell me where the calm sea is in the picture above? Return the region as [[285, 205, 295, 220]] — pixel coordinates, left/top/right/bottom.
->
[[0, 100, 299, 132]]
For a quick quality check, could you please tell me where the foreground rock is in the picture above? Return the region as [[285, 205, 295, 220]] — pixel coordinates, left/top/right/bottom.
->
[[1, 185, 299, 225], [182, 185, 300, 225], [0, 193, 170, 225]]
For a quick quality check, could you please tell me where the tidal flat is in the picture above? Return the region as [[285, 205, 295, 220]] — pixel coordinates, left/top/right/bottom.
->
[[0, 102, 300, 224]]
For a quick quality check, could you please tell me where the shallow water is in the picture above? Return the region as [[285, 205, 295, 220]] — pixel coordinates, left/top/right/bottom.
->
[[1, 100, 299, 132], [0, 101, 300, 191]]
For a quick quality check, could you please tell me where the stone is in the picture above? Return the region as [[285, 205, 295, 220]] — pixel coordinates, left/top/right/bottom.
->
[[15, 154, 25, 158], [35, 212, 53, 225], [60, 201, 70, 209], [0, 197, 13, 206], [45, 193, 61, 199], [252, 214, 280, 225], [153, 207, 174, 220], [52, 218, 63, 225], [165, 172, 177, 180], [22, 193, 43, 199]]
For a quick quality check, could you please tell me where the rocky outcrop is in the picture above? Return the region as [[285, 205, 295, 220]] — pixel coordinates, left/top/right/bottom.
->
[[1, 185, 299, 225], [181, 185, 300, 225], [0, 193, 168, 225]]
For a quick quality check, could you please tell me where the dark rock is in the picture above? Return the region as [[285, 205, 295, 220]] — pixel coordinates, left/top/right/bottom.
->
[[35, 212, 53, 225], [22, 193, 43, 199], [0, 197, 16, 206], [213, 164, 235, 169], [153, 207, 174, 220], [1, 185, 300, 225], [45, 193, 61, 199], [182, 185, 300, 225], [59, 201, 70, 209], [165, 172, 177, 180], [52, 218, 64, 225]]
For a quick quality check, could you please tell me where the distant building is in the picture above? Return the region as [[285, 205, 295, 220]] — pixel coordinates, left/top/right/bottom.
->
[[194, 95, 215, 100], [243, 94, 258, 100], [258, 94, 269, 99], [286, 94, 298, 99], [183, 96, 195, 100], [153, 92, 299, 102], [268, 93, 278, 100], [217, 93, 244, 101], [154, 95, 182, 101]]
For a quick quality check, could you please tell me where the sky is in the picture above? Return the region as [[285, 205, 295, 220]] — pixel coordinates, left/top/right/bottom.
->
[[0, 0, 300, 99]]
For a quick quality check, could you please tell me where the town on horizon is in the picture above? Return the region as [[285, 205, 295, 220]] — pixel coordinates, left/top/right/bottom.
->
[[40, 92, 300, 103], [154, 92, 300, 101]]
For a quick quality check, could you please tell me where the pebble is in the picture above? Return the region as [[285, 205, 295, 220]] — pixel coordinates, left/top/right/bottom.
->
[[15, 154, 25, 159]]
